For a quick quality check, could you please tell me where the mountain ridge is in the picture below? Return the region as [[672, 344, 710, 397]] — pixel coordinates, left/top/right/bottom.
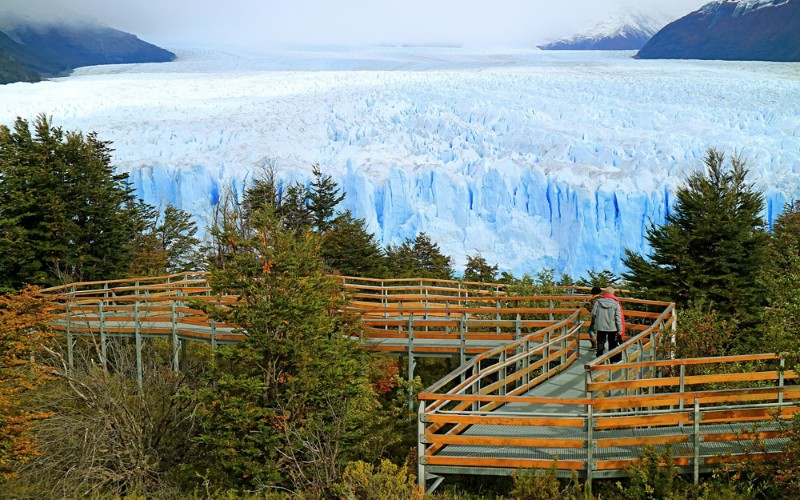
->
[[0, 19, 176, 84], [539, 9, 670, 51], [637, 0, 800, 61]]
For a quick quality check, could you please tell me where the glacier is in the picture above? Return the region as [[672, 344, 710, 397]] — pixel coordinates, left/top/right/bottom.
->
[[0, 46, 798, 278]]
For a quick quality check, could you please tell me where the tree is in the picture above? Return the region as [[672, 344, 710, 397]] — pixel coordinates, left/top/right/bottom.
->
[[575, 270, 621, 289], [759, 201, 800, 353], [320, 210, 387, 277], [463, 253, 498, 283], [308, 164, 345, 233], [622, 149, 769, 325], [191, 203, 387, 494], [0, 115, 141, 288], [0, 288, 52, 481], [385, 233, 454, 280], [277, 182, 311, 233], [156, 204, 200, 273]]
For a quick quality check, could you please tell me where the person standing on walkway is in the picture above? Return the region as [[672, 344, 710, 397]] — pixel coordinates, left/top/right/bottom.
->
[[591, 286, 623, 361], [584, 286, 602, 350]]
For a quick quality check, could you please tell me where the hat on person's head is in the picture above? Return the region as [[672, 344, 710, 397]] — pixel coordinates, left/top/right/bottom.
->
[[602, 286, 616, 295], [590, 286, 602, 295]]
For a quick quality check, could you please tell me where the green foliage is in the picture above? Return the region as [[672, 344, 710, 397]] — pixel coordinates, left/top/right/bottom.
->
[[276, 182, 311, 233], [661, 301, 734, 360], [730, 412, 800, 498], [0, 115, 142, 288], [332, 459, 421, 499], [510, 461, 562, 500], [511, 461, 588, 500], [623, 149, 769, 330], [759, 201, 800, 354], [618, 446, 684, 500], [308, 164, 346, 233], [128, 203, 200, 276], [575, 270, 621, 289], [463, 253, 498, 283], [502, 269, 574, 296], [386, 233, 455, 280], [321, 210, 387, 277], [191, 203, 387, 494]]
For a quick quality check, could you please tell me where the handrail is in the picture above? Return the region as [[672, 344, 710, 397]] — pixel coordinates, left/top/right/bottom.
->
[[39, 274, 799, 487]]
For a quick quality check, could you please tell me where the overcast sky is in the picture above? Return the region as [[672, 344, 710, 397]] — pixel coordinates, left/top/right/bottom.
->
[[2, 0, 710, 49]]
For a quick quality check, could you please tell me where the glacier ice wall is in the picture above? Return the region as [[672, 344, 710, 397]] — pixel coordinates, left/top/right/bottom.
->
[[0, 47, 798, 278]]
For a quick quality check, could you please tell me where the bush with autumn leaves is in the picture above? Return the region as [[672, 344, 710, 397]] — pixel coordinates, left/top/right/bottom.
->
[[0, 288, 52, 481]]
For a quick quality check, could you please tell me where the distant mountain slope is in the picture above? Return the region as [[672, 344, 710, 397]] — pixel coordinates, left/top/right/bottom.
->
[[539, 10, 670, 50], [0, 20, 176, 83], [0, 31, 40, 83], [637, 0, 800, 61]]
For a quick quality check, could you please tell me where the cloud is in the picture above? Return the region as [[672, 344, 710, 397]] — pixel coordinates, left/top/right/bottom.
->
[[0, 0, 710, 48]]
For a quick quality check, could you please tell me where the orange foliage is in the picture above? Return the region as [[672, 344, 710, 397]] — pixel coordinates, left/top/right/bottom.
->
[[371, 357, 400, 395], [0, 287, 53, 479]]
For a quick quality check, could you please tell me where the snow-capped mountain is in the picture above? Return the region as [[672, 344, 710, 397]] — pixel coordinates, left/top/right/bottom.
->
[[538, 10, 671, 50], [0, 47, 797, 278], [637, 0, 800, 61]]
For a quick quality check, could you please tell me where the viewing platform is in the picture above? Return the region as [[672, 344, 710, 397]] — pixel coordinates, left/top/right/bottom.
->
[[41, 273, 799, 493]]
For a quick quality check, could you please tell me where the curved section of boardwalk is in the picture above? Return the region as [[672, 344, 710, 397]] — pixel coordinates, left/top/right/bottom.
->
[[41, 273, 799, 493]]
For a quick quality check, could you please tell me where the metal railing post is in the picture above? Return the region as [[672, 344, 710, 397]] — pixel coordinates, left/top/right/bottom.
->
[[134, 299, 143, 390], [418, 401, 426, 493], [459, 316, 467, 370], [545, 330, 552, 379], [66, 292, 73, 370], [679, 365, 686, 411], [693, 398, 701, 484], [495, 300, 501, 335], [499, 350, 507, 396], [99, 300, 107, 371], [408, 315, 415, 412], [586, 404, 594, 489], [171, 299, 180, 372]]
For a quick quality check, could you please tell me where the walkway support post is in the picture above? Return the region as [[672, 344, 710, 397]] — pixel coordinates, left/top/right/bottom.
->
[[134, 298, 143, 390], [66, 293, 73, 370], [99, 299, 107, 371], [779, 357, 786, 405], [693, 398, 701, 484], [459, 316, 466, 371], [417, 400, 426, 493], [171, 299, 179, 372], [586, 404, 594, 491], [408, 314, 416, 412]]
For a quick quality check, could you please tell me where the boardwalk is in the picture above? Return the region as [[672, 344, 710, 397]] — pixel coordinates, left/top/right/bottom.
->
[[42, 273, 799, 493]]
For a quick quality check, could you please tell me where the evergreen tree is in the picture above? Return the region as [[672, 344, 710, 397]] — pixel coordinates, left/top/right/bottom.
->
[[308, 164, 345, 233], [622, 149, 769, 324], [759, 201, 800, 353], [320, 210, 387, 277], [463, 253, 498, 283], [575, 269, 621, 288], [276, 182, 311, 233], [192, 203, 386, 494], [385, 233, 454, 280], [0, 115, 140, 288], [157, 204, 200, 272], [243, 167, 280, 225]]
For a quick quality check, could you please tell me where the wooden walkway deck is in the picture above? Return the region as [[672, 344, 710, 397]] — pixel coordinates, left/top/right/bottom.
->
[[40, 273, 799, 493]]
